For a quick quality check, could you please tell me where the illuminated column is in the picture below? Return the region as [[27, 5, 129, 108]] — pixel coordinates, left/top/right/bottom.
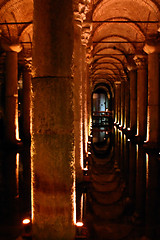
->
[[81, 23, 91, 156], [86, 48, 92, 136], [22, 61, 31, 144], [120, 80, 125, 128], [73, 12, 83, 181], [114, 82, 121, 124], [124, 80, 130, 129], [3, 43, 22, 144], [114, 83, 118, 123], [134, 54, 147, 141], [32, 1, 75, 239], [144, 41, 160, 146], [128, 66, 137, 134], [117, 82, 121, 125]]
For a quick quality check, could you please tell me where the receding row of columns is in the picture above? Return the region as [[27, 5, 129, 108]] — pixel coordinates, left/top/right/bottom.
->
[[2, 45, 31, 145], [2, 2, 91, 239], [114, 44, 160, 147]]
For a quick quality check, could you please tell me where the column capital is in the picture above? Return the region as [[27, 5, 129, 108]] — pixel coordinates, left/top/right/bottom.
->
[[126, 56, 137, 71], [81, 22, 92, 46], [73, 0, 91, 25], [133, 52, 147, 68], [24, 57, 32, 72], [114, 81, 121, 86], [143, 38, 160, 54], [1, 39, 22, 53], [74, 11, 83, 28]]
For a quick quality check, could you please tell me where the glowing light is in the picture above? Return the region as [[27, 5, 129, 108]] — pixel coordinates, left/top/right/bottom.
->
[[80, 194, 84, 222], [72, 170, 77, 225], [76, 222, 84, 227], [146, 107, 150, 142], [83, 167, 88, 171], [146, 153, 149, 188], [127, 139, 130, 142], [15, 98, 21, 141], [22, 219, 30, 225], [31, 142, 34, 221], [127, 127, 130, 131], [88, 152, 91, 155], [16, 153, 20, 198]]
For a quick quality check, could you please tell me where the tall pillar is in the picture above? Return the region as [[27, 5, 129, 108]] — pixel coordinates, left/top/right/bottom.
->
[[134, 54, 147, 141], [144, 41, 160, 146], [32, 1, 75, 239], [114, 82, 121, 124], [4, 44, 22, 145], [22, 62, 31, 144], [120, 80, 125, 127], [117, 82, 121, 125], [73, 12, 83, 182], [128, 67, 137, 134], [81, 23, 91, 156], [114, 83, 118, 123], [124, 80, 130, 129]]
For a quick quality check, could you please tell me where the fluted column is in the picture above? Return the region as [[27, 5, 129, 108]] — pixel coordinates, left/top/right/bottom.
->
[[144, 40, 160, 146], [134, 54, 147, 141], [4, 43, 22, 145], [32, 1, 75, 239]]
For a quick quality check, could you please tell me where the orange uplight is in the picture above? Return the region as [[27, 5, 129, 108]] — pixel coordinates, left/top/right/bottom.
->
[[22, 219, 30, 225], [76, 222, 84, 227]]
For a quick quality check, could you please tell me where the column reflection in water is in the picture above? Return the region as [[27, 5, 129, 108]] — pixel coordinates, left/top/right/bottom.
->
[[0, 147, 31, 239], [76, 125, 160, 239], [135, 145, 146, 222], [128, 142, 136, 208], [145, 152, 160, 239]]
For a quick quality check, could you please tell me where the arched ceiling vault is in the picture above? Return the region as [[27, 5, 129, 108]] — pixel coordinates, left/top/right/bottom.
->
[[0, 0, 159, 84], [88, 0, 160, 87], [0, 0, 33, 60]]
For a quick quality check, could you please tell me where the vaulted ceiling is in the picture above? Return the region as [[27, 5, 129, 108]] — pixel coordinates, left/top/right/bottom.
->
[[89, 0, 160, 88], [0, 0, 159, 86]]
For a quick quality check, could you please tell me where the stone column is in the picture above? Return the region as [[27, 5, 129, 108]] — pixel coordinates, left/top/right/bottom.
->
[[114, 82, 121, 124], [128, 67, 137, 134], [134, 54, 147, 141], [117, 82, 121, 125], [32, 1, 75, 239], [114, 83, 118, 123], [81, 23, 91, 156], [22, 61, 31, 144], [120, 80, 125, 128], [144, 41, 160, 147], [3, 43, 22, 145], [124, 80, 130, 130], [73, 12, 83, 182]]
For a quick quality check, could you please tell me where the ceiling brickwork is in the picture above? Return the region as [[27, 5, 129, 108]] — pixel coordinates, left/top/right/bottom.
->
[[0, 0, 159, 81]]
